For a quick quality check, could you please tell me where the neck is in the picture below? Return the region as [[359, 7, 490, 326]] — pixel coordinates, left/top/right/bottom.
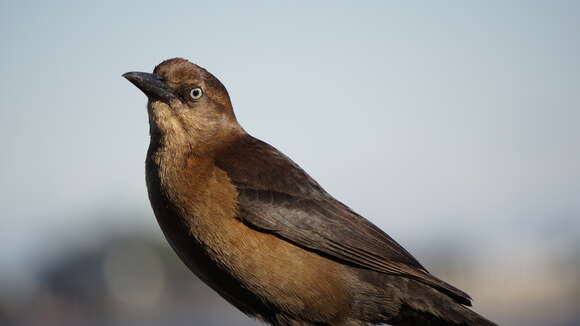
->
[[147, 130, 215, 173]]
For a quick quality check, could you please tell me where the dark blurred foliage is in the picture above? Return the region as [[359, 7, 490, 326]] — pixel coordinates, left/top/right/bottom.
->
[[0, 230, 260, 326], [1, 212, 579, 326]]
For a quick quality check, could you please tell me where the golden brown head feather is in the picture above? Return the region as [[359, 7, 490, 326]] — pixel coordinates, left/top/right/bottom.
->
[[148, 58, 242, 156], [154, 58, 233, 109]]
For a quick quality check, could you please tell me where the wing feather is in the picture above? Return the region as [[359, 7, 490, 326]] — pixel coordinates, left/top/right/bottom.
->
[[216, 135, 472, 305]]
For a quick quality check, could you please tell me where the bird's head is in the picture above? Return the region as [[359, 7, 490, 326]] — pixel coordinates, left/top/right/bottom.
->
[[123, 58, 242, 155]]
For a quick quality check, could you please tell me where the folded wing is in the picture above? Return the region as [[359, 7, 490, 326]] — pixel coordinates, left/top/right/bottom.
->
[[216, 135, 472, 305]]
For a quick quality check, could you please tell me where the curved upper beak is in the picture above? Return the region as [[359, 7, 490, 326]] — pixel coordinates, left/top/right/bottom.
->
[[122, 72, 176, 102]]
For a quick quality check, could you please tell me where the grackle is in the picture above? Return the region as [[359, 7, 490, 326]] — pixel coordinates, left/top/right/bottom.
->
[[123, 58, 497, 326]]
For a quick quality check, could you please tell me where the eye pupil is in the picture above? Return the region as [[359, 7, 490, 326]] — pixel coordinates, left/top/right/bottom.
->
[[190, 88, 203, 99]]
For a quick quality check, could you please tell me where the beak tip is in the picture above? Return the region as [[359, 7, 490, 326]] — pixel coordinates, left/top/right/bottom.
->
[[122, 72, 135, 80], [122, 71, 174, 101]]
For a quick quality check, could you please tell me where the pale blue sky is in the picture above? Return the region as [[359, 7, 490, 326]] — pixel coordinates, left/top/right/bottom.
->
[[1, 1, 579, 287]]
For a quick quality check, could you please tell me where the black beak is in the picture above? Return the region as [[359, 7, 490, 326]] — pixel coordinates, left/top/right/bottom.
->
[[122, 72, 176, 102]]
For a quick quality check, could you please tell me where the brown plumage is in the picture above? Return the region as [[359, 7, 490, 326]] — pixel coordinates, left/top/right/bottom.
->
[[123, 58, 497, 326]]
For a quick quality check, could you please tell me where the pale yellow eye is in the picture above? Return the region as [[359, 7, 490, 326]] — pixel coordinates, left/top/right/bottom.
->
[[190, 87, 203, 100]]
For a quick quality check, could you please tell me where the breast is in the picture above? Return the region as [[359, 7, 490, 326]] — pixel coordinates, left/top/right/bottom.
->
[[147, 154, 353, 322]]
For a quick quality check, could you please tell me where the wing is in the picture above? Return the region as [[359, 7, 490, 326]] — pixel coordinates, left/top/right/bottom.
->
[[215, 135, 472, 305]]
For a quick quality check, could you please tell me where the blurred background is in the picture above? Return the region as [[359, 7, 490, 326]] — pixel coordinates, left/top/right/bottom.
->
[[1, 1, 579, 325]]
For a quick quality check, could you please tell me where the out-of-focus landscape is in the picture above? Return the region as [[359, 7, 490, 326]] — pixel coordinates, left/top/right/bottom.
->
[[1, 222, 579, 326], [1, 1, 579, 326]]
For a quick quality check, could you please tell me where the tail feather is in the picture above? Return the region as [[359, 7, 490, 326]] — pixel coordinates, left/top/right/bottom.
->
[[389, 278, 497, 326], [392, 302, 497, 326]]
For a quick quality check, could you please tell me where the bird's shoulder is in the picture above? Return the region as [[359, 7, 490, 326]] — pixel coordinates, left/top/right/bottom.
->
[[215, 134, 325, 197]]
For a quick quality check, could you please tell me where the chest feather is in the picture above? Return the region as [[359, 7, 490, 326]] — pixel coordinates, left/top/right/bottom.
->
[[152, 152, 351, 318]]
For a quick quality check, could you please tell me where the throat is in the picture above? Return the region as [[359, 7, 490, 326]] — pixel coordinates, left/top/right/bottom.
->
[[148, 136, 213, 188]]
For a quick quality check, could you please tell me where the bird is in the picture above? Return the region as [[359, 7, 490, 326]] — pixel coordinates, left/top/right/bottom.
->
[[123, 58, 497, 326]]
